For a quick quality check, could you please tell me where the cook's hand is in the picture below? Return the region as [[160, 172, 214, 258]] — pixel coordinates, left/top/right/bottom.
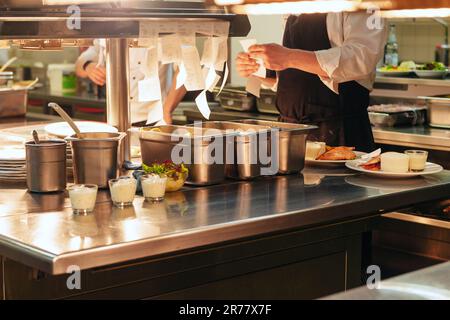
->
[[249, 43, 292, 71], [235, 52, 259, 78], [85, 63, 106, 86]]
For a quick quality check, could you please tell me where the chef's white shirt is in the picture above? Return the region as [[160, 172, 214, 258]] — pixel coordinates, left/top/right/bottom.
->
[[77, 41, 173, 124], [273, 12, 388, 94]]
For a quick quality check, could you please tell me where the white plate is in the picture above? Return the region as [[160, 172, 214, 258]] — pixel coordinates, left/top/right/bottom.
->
[[414, 70, 448, 79], [345, 161, 443, 178], [45, 121, 118, 138], [376, 69, 412, 77], [0, 148, 25, 161], [306, 151, 366, 168], [345, 174, 438, 191]]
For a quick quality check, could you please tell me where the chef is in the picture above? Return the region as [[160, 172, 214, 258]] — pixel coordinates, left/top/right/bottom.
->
[[236, 12, 387, 152], [76, 39, 186, 125]]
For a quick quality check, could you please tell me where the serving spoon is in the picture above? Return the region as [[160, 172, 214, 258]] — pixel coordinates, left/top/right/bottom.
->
[[48, 102, 82, 139]]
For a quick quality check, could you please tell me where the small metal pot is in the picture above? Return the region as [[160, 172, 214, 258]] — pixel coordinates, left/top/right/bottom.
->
[[66, 132, 126, 188], [26, 140, 67, 193]]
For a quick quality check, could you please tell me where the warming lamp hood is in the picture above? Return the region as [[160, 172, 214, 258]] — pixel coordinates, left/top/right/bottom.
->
[[208, 0, 450, 18]]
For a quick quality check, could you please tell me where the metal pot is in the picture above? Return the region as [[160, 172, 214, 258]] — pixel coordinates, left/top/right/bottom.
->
[[26, 140, 67, 193], [66, 132, 126, 188]]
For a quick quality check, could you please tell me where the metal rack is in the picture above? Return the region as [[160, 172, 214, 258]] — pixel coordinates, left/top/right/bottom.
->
[[0, 1, 250, 161]]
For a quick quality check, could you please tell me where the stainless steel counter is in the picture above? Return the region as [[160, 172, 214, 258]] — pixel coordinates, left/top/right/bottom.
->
[[372, 126, 450, 152], [324, 261, 450, 300], [1, 169, 450, 275], [375, 76, 450, 88]]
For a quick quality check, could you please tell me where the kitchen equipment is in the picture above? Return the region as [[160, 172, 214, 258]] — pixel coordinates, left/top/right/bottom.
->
[[187, 121, 273, 180], [0, 88, 28, 118], [49, 102, 82, 138], [32, 130, 40, 145], [216, 86, 256, 112], [66, 132, 126, 188], [367, 104, 427, 127], [0, 71, 13, 87], [232, 120, 317, 174], [47, 63, 77, 94], [421, 95, 450, 129], [256, 89, 279, 114], [0, 57, 17, 73], [25, 139, 67, 193], [139, 125, 234, 185]]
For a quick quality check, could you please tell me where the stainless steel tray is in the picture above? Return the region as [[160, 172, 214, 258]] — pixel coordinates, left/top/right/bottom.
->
[[0, 89, 28, 118], [139, 125, 234, 186], [231, 120, 317, 174], [187, 121, 272, 180]]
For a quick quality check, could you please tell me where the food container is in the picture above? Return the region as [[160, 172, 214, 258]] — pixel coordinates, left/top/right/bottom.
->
[[256, 89, 280, 115], [421, 95, 450, 129], [139, 125, 234, 186], [367, 104, 427, 127], [188, 121, 273, 180], [232, 120, 318, 174], [66, 132, 126, 188], [0, 71, 13, 87], [0, 89, 28, 118], [25, 140, 67, 193], [216, 86, 256, 112]]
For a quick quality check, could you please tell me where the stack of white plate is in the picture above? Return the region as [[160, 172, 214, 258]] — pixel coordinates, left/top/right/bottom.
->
[[0, 148, 27, 182]]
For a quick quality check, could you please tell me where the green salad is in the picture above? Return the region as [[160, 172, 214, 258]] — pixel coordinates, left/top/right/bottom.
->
[[417, 62, 447, 71]]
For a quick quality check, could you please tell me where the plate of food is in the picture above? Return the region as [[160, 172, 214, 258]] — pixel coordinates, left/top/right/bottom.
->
[[305, 141, 366, 167], [346, 151, 443, 178], [377, 61, 415, 77], [414, 62, 448, 79]]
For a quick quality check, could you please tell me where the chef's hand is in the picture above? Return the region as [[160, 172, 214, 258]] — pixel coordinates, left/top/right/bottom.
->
[[249, 43, 292, 71], [235, 52, 259, 78], [85, 62, 106, 86]]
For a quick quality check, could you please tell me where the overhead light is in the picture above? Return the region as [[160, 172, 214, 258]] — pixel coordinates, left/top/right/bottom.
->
[[212, 0, 450, 17], [228, 0, 360, 15], [381, 8, 450, 18], [42, 0, 111, 4]]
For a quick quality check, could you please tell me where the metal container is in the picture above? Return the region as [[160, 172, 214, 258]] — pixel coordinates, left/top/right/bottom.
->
[[256, 89, 280, 115], [421, 95, 450, 129], [232, 120, 317, 174], [215, 86, 256, 112], [66, 132, 126, 188], [139, 125, 233, 186], [26, 140, 67, 193], [188, 121, 273, 180], [367, 104, 427, 127], [0, 71, 13, 87], [0, 89, 27, 118]]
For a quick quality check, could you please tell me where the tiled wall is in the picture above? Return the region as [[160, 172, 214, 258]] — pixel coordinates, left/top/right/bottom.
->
[[393, 19, 448, 63]]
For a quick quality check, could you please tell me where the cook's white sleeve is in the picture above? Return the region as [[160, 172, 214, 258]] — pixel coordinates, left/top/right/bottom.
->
[[315, 12, 387, 84], [76, 45, 100, 66]]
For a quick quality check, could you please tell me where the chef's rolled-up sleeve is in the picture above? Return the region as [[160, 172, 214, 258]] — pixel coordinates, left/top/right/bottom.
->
[[76, 45, 100, 66], [315, 12, 387, 85]]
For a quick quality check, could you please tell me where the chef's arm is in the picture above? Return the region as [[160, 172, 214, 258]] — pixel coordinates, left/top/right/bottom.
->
[[162, 70, 186, 124], [249, 44, 328, 78]]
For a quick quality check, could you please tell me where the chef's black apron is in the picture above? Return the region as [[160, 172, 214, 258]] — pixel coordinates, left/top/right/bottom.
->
[[276, 14, 375, 152]]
